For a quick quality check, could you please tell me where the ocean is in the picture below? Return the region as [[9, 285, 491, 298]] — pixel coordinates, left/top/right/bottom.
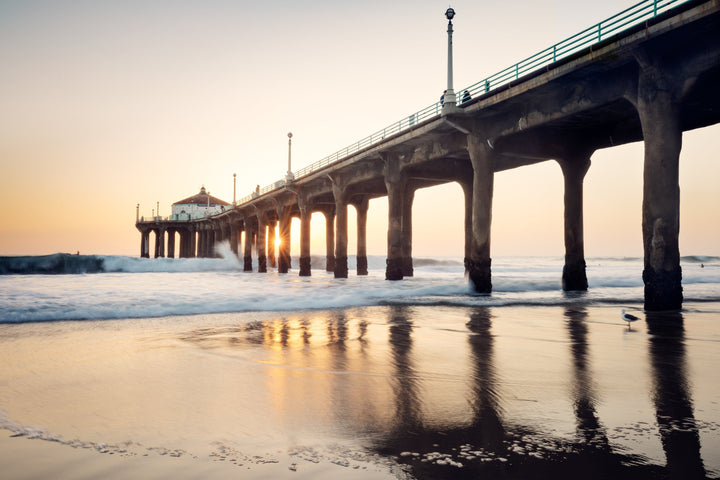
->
[[2, 247, 718, 323], [1, 250, 719, 479]]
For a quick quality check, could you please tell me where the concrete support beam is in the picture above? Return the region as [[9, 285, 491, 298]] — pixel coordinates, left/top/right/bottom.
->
[[167, 229, 176, 258], [401, 187, 414, 277], [200, 229, 207, 258], [140, 230, 150, 258], [267, 219, 277, 268], [331, 180, 348, 278], [218, 223, 227, 246], [230, 222, 239, 256], [180, 230, 190, 258], [557, 153, 591, 291], [189, 228, 196, 258], [355, 197, 369, 276], [208, 229, 214, 257], [179, 230, 185, 258], [459, 179, 473, 274], [324, 209, 336, 272], [243, 227, 254, 271], [384, 155, 405, 281], [154, 228, 165, 258], [299, 198, 312, 277], [467, 134, 495, 293], [176, 230, 184, 258], [203, 229, 211, 258], [278, 207, 292, 274], [636, 57, 683, 311], [257, 214, 267, 273]]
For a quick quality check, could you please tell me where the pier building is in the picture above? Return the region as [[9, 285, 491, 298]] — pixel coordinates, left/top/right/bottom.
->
[[171, 187, 231, 221]]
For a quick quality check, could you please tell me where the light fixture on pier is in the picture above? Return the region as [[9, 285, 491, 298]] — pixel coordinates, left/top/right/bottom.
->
[[442, 6, 457, 114], [286, 132, 295, 183]]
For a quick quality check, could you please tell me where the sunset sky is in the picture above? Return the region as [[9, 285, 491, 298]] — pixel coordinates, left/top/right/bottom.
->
[[1, 0, 717, 259]]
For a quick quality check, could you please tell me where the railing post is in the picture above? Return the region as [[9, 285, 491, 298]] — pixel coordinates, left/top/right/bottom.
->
[[654, 0, 658, 16], [598, 23, 602, 42]]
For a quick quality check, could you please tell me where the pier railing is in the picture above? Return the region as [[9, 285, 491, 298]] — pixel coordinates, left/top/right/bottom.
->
[[137, 213, 209, 224], [236, 0, 690, 206]]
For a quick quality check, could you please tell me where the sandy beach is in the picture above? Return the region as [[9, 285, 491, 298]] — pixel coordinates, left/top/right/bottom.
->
[[1, 304, 719, 479]]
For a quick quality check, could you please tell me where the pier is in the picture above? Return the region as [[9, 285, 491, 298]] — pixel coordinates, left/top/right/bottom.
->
[[137, 0, 720, 311]]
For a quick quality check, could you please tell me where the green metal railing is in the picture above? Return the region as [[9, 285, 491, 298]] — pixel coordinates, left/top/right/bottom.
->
[[237, 0, 691, 206], [459, 0, 688, 100]]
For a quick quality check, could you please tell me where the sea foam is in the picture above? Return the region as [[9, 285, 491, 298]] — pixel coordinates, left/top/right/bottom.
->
[[0, 255, 718, 323]]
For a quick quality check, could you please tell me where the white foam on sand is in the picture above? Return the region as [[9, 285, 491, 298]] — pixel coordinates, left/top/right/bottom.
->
[[0, 411, 406, 480]]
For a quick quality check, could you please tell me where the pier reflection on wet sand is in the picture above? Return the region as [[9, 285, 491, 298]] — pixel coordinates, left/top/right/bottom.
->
[[178, 305, 717, 479]]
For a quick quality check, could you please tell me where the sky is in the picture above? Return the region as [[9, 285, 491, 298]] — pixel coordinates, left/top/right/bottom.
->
[[1, 0, 718, 259]]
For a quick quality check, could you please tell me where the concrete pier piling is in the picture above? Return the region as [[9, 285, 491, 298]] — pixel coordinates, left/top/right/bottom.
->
[[466, 133, 494, 294], [636, 55, 684, 311], [558, 153, 591, 292]]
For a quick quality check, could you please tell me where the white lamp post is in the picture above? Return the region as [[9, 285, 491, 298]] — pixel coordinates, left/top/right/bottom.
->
[[443, 7, 457, 113], [286, 132, 295, 183]]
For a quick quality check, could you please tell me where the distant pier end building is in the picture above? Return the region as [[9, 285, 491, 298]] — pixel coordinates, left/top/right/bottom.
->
[[136, 187, 231, 258], [171, 186, 231, 220]]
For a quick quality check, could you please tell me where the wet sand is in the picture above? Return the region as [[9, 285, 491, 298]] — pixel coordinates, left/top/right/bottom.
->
[[1, 304, 718, 479]]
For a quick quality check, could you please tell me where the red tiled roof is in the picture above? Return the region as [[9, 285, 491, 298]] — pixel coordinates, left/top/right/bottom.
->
[[173, 186, 230, 206]]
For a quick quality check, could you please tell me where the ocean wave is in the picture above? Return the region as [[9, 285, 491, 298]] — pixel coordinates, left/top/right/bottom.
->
[[0, 252, 465, 276], [2, 253, 718, 323], [413, 258, 465, 268], [0, 253, 104, 275], [4, 251, 716, 276], [681, 255, 720, 264]]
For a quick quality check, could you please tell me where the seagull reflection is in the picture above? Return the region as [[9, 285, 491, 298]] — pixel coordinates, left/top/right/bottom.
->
[[646, 311, 706, 479]]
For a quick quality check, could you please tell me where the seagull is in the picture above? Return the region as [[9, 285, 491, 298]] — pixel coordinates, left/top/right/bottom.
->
[[621, 309, 640, 328]]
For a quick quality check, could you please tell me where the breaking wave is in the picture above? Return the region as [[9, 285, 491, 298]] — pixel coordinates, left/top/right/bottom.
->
[[0, 252, 465, 276], [1, 252, 718, 323], [0, 253, 105, 275]]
